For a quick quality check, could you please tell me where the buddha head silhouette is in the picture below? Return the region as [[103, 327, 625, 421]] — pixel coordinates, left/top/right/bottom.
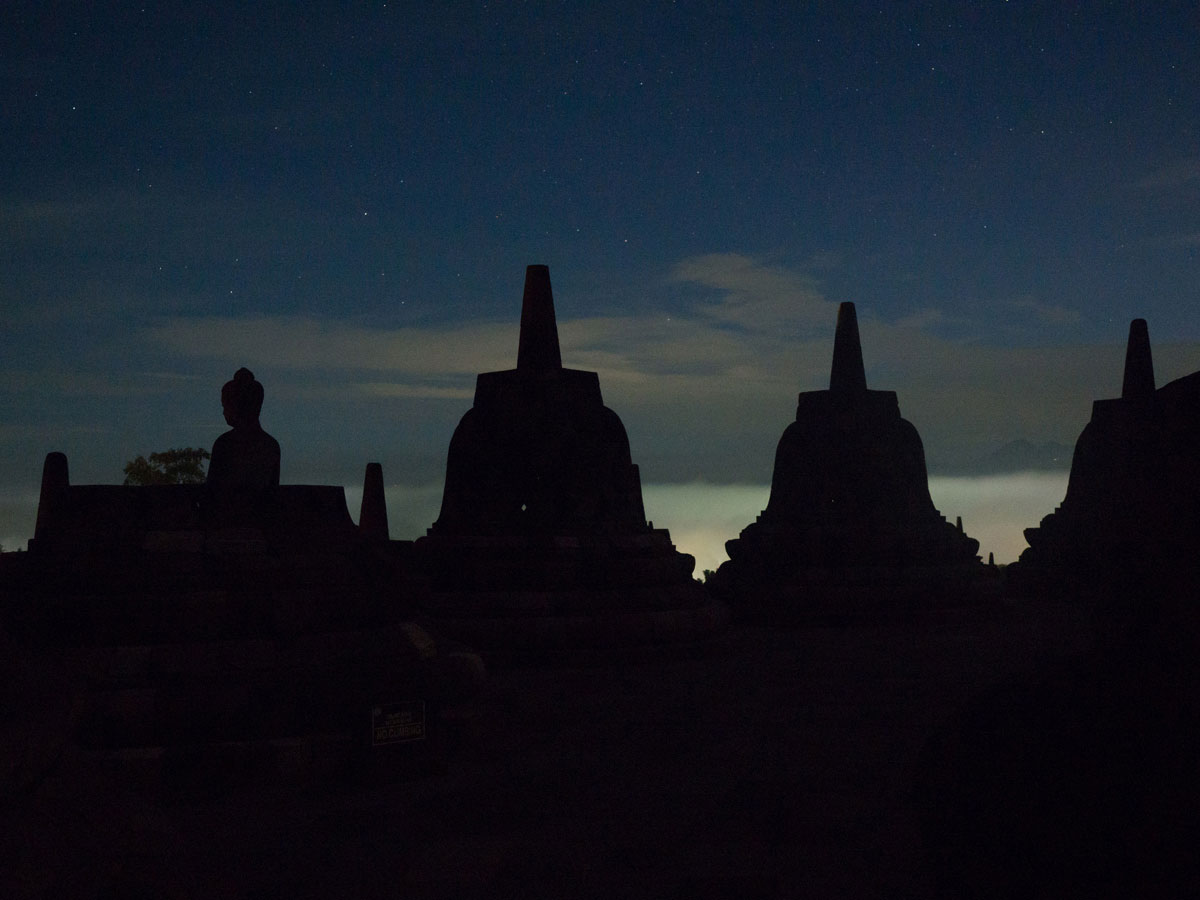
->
[[221, 367, 266, 430]]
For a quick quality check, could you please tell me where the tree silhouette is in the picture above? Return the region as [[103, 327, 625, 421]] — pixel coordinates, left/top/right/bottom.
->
[[123, 447, 211, 485]]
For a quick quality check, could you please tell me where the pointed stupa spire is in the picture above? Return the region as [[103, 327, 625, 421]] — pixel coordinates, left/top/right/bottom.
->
[[358, 461, 390, 541], [34, 451, 69, 544], [517, 264, 562, 372], [829, 302, 867, 393], [1121, 318, 1155, 401]]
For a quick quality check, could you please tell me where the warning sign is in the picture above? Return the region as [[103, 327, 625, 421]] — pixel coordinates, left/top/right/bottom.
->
[[371, 700, 426, 745]]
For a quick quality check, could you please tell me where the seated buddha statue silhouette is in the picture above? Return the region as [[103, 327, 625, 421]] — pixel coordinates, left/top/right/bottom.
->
[[205, 367, 280, 525]]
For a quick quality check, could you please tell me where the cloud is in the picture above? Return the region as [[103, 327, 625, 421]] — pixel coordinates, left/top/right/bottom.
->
[[1133, 158, 1200, 191], [928, 472, 1069, 564], [0, 370, 174, 398], [636, 474, 1072, 573], [0, 199, 97, 234], [640, 483, 770, 576], [143, 316, 518, 377], [892, 307, 949, 330], [562, 315, 787, 378], [1008, 296, 1082, 326], [136, 255, 1200, 479], [668, 253, 837, 331], [6, 249, 1197, 549], [354, 382, 475, 400]]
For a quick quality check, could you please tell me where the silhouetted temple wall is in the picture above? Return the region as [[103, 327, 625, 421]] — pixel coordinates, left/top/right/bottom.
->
[[3, 402, 483, 786], [13, 450, 422, 640], [30, 478, 360, 557], [433, 368, 648, 536]]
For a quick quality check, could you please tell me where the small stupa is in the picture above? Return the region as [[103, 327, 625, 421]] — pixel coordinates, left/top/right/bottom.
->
[[413, 265, 725, 652], [1014, 319, 1200, 600], [708, 302, 984, 620]]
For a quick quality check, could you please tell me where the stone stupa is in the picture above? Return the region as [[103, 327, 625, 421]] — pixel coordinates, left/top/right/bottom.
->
[[708, 302, 985, 621], [413, 265, 725, 652], [1014, 318, 1200, 601]]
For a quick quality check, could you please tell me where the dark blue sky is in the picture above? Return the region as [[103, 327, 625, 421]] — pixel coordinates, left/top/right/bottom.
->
[[2, 1, 1198, 554]]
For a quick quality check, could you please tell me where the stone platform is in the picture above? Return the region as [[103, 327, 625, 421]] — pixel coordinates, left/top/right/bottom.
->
[[9, 597, 1189, 898], [2, 453, 486, 791]]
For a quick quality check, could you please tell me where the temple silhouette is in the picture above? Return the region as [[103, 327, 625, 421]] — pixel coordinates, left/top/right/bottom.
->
[[1013, 318, 1200, 601], [920, 319, 1200, 896], [6, 371, 482, 788], [708, 302, 985, 620], [413, 265, 726, 651], [3, 288, 1198, 896]]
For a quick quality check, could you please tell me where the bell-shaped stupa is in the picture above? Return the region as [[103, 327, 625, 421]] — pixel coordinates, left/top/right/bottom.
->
[[414, 265, 725, 652], [708, 302, 984, 620], [1014, 319, 1200, 600]]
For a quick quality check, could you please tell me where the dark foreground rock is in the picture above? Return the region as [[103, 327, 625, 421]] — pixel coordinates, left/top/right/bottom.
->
[[916, 606, 1200, 898], [10, 595, 1186, 899]]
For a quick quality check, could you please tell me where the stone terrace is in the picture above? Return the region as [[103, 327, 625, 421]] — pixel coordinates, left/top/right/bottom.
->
[[4, 598, 1113, 899]]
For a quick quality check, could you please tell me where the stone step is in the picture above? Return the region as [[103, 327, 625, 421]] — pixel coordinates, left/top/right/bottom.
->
[[8, 579, 392, 646], [77, 622, 441, 686], [76, 644, 444, 743], [426, 584, 715, 617], [66, 622, 484, 750], [76, 728, 444, 795], [430, 597, 729, 653]]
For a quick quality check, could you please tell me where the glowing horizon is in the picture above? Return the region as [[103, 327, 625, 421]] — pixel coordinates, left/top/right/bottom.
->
[[338, 472, 1072, 576]]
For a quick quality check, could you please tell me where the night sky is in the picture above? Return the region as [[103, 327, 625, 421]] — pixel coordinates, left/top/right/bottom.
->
[[3, 2, 1198, 564]]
